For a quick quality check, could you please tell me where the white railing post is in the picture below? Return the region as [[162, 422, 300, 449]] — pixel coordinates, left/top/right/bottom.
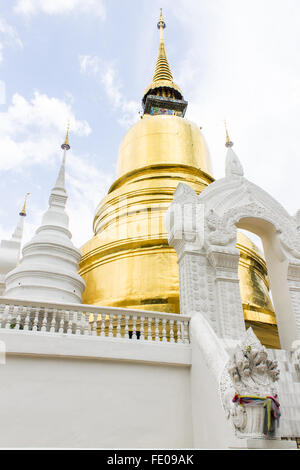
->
[[155, 317, 160, 342], [92, 313, 97, 336], [124, 314, 129, 339], [140, 316, 145, 341], [162, 318, 167, 343], [83, 314, 90, 335], [32, 307, 39, 332], [66, 311, 73, 335], [23, 307, 30, 331], [108, 313, 114, 338], [58, 312, 65, 333], [132, 315, 137, 340], [147, 316, 152, 341], [100, 313, 106, 337], [75, 312, 81, 335], [116, 314, 122, 339], [41, 307, 48, 332], [183, 320, 189, 344], [169, 319, 175, 344], [14, 305, 21, 330], [50, 309, 57, 333], [5, 305, 13, 329]]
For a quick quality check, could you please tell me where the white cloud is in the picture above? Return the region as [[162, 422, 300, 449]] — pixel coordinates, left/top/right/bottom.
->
[[14, 0, 106, 19], [0, 91, 90, 171], [79, 55, 140, 128], [0, 18, 23, 49], [0, 17, 23, 64]]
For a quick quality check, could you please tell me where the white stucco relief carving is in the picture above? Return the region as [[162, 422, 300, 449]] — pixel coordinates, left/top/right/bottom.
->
[[220, 328, 280, 439]]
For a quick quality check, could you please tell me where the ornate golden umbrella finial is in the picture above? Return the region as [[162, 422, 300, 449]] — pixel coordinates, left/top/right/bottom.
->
[[61, 121, 71, 150], [142, 8, 184, 110], [225, 120, 234, 148], [157, 8, 166, 31], [19, 192, 30, 217], [152, 8, 173, 84]]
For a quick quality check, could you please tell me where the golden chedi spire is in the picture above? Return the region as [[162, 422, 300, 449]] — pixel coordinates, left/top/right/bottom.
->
[[19, 192, 30, 217], [61, 121, 71, 150], [225, 121, 234, 148], [142, 9, 184, 109], [153, 9, 173, 82]]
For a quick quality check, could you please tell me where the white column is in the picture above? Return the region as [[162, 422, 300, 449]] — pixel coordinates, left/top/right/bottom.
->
[[208, 248, 245, 340], [177, 250, 219, 334]]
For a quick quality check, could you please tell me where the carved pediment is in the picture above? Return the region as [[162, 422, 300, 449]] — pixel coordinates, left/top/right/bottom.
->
[[173, 182, 198, 204]]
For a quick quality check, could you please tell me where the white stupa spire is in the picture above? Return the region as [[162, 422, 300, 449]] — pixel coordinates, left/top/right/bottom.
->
[[224, 123, 244, 178], [52, 151, 66, 194], [0, 194, 29, 295], [4, 128, 85, 303], [51, 122, 69, 197]]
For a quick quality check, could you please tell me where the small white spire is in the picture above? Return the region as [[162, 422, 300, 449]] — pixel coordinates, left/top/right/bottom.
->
[[11, 193, 30, 242], [0, 196, 29, 295], [52, 152, 67, 193], [224, 123, 244, 177], [50, 126, 70, 204], [11, 213, 25, 242]]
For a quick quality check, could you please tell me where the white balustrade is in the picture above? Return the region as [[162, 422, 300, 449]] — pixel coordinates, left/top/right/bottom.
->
[[0, 297, 190, 344]]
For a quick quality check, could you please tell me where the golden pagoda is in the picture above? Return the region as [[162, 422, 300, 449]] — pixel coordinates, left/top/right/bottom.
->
[[79, 11, 280, 349]]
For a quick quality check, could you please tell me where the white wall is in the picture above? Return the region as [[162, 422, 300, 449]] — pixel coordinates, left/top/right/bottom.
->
[[0, 328, 299, 448], [0, 333, 192, 448], [189, 315, 237, 448]]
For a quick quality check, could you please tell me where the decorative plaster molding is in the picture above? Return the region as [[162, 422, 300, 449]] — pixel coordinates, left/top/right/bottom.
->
[[220, 328, 280, 439], [206, 209, 237, 246]]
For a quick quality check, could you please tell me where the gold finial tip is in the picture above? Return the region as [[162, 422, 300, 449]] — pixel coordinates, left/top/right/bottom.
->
[[19, 192, 30, 217], [224, 121, 234, 148], [61, 121, 70, 150], [157, 8, 166, 29]]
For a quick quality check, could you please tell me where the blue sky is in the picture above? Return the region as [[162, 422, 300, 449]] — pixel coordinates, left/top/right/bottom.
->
[[0, 0, 300, 248]]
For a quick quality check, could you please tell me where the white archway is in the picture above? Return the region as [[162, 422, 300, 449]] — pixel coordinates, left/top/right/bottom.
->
[[165, 150, 300, 350]]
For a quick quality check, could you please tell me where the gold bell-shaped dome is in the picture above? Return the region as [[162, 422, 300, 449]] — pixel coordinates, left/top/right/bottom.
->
[[80, 114, 213, 314]]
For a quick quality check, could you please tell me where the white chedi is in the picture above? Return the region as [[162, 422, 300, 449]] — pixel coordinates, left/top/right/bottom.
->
[[4, 139, 85, 303]]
